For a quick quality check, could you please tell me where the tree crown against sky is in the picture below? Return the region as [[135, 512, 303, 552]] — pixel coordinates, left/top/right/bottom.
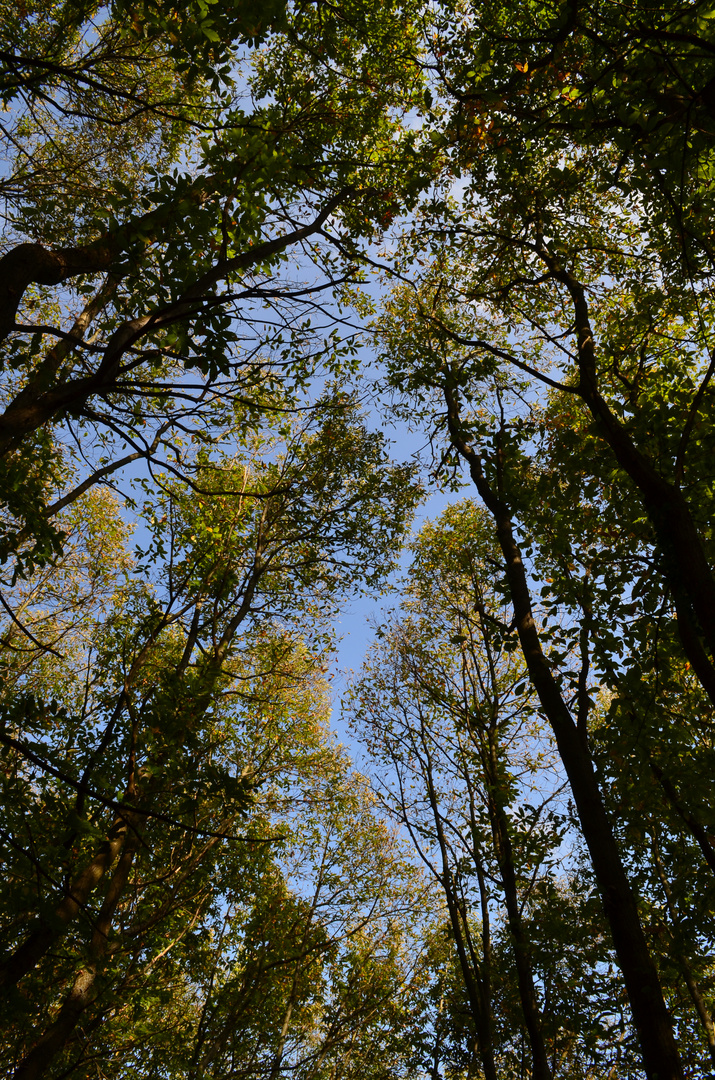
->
[[0, 0, 430, 582], [4, 2, 715, 1079]]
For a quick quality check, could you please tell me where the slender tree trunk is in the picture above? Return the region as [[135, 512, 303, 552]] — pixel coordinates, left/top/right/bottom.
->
[[12, 833, 138, 1080], [486, 752, 552, 1080], [461, 678, 551, 1079], [423, 758, 499, 1080]]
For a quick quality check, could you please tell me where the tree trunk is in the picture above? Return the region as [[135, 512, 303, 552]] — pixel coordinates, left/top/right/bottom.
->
[[423, 758, 499, 1080], [12, 833, 138, 1080], [486, 748, 552, 1080], [0, 816, 130, 992], [555, 263, 715, 705]]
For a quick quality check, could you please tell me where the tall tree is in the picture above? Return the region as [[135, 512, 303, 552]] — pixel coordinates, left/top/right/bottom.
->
[[0, 396, 421, 1077], [364, 4, 715, 1073], [374, 265, 715, 1075], [349, 502, 638, 1079], [0, 0, 428, 580]]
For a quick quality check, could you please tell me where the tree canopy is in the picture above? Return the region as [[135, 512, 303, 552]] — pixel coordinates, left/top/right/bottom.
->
[[2, 2, 715, 1079]]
